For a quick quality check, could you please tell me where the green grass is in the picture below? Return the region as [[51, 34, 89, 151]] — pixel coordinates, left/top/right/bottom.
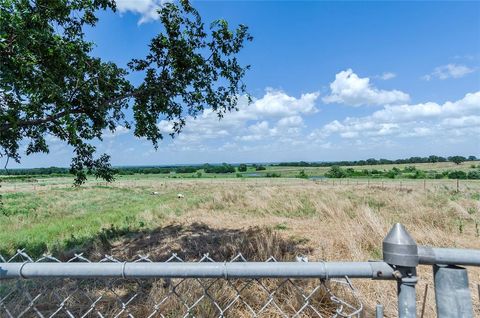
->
[[274, 223, 289, 230], [0, 186, 200, 257], [256, 161, 478, 178], [1, 192, 42, 216], [1, 161, 478, 190], [366, 198, 387, 212]]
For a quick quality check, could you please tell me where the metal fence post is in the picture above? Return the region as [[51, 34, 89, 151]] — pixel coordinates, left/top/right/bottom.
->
[[383, 223, 418, 318], [433, 264, 473, 318], [396, 266, 418, 318], [376, 304, 384, 318]]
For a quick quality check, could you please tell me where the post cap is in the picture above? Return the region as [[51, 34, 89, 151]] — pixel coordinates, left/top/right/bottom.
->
[[382, 223, 418, 267]]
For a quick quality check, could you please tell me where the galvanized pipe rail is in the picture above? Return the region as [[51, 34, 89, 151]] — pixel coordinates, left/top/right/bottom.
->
[[0, 261, 395, 280], [418, 246, 480, 266], [1, 246, 477, 280]]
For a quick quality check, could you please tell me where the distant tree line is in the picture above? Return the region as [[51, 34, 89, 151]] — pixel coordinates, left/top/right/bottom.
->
[[0, 167, 71, 176], [325, 165, 480, 180], [0, 162, 260, 176], [202, 163, 236, 173], [0, 165, 212, 176], [276, 155, 477, 167], [116, 166, 199, 175], [2, 155, 477, 177]]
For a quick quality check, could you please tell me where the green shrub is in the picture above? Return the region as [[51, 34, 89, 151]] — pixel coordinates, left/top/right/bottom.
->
[[448, 170, 467, 179], [296, 170, 308, 179], [266, 172, 281, 178], [386, 170, 397, 179], [467, 170, 480, 179], [325, 166, 346, 178], [412, 170, 426, 179], [403, 166, 416, 173], [345, 168, 355, 175]]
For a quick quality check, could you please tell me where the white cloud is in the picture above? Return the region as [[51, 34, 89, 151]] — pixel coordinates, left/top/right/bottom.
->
[[371, 102, 442, 122], [453, 54, 475, 61], [102, 125, 130, 138], [440, 116, 480, 128], [377, 72, 397, 80], [340, 131, 359, 139], [422, 64, 475, 81], [322, 69, 410, 106], [277, 115, 304, 128], [371, 91, 480, 123], [157, 121, 175, 134], [252, 88, 319, 117], [156, 89, 319, 146], [314, 91, 480, 141], [115, 0, 169, 24], [236, 121, 276, 141], [397, 127, 433, 138]]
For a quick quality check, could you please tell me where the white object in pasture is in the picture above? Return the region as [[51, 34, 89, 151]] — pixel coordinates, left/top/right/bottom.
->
[[151, 191, 159, 195], [295, 255, 309, 263], [177, 193, 185, 199]]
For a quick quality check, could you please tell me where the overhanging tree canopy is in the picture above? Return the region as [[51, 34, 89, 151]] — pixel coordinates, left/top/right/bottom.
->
[[0, 0, 252, 184]]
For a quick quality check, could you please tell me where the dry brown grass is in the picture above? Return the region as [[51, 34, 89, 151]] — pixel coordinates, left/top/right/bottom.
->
[[109, 178, 479, 317]]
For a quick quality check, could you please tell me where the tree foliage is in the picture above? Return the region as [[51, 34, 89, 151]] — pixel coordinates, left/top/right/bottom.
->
[[448, 170, 467, 179], [448, 156, 466, 165], [325, 165, 346, 178], [0, 0, 252, 185], [467, 170, 480, 180], [276, 155, 478, 168], [296, 169, 308, 179], [254, 164, 266, 171], [202, 163, 235, 173], [238, 163, 247, 172]]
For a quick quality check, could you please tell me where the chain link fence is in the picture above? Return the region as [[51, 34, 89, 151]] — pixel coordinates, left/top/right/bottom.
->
[[0, 250, 364, 318], [2, 224, 480, 317]]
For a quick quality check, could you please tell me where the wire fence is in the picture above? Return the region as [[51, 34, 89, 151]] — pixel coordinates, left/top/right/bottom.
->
[[1, 177, 479, 194], [0, 250, 365, 318], [2, 226, 480, 317]]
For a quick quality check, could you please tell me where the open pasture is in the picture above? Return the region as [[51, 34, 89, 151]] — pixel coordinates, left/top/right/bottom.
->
[[1, 176, 480, 316], [265, 160, 480, 177]]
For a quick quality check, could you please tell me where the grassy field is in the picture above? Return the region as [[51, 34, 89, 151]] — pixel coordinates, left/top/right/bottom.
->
[[1, 174, 480, 315], [1, 160, 479, 182], [266, 160, 480, 176]]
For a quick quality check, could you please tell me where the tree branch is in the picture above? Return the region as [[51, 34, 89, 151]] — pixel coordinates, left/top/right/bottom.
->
[[1, 91, 138, 130]]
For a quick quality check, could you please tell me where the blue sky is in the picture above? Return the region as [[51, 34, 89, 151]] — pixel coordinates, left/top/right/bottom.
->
[[11, 1, 480, 167]]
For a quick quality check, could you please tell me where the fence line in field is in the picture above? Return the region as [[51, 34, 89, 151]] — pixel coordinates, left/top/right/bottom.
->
[[1, 224, 480, 317], [1, 177, 479, 194]]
